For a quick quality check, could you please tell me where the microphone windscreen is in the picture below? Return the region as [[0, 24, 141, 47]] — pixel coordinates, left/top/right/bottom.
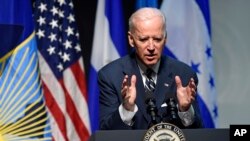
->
[[145, 89, 155, 104]]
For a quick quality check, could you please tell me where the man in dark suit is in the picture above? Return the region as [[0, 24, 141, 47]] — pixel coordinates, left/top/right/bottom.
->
[[98, 7, 203, 130]]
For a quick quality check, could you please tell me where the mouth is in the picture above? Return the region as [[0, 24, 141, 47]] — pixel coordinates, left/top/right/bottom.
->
[[145, 54, 156, 60]]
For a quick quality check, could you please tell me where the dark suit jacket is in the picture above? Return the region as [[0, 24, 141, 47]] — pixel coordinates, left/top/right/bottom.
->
[[98, 52, 203, 130]]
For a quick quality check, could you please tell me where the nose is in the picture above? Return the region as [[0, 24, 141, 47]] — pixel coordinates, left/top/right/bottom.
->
[[147, 39, 155, 50]]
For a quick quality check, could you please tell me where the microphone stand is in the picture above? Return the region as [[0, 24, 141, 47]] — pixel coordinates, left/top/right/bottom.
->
[[146, 98, 158, 127], [166, 98, 178, 124], [145, 89, 160, 128]]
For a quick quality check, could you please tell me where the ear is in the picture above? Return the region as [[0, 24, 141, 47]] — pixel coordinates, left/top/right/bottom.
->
[[164, 36, 167, 44], [164, 32, 167, 44], [128, 31, 135, 47]]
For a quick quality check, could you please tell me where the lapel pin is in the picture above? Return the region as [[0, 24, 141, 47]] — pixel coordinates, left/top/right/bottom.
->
[[164, 83, 169, 87]]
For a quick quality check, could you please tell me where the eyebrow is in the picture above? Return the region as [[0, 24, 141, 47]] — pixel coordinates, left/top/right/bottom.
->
[[136, 35, 165, 39]]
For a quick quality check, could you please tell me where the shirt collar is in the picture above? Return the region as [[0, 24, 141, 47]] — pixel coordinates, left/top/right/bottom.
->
[[136, 56, 160, 74]]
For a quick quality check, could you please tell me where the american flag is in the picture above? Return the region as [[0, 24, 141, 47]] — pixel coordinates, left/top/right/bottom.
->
[[33, 0, 91, 140]]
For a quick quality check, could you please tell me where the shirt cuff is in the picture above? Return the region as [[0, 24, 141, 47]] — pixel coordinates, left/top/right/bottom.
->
[[119, 104, 138, 126], [178, 105, 195, 127]]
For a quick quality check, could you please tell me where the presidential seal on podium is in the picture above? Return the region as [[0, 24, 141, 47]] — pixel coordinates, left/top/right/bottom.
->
[[143, 122, 186, 141]]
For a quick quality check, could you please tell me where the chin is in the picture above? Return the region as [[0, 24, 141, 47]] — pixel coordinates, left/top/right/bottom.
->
[[145, 60, 158, 66]]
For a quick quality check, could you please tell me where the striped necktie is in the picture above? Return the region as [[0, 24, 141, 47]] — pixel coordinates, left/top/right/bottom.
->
[[145, 69, 156, 93]]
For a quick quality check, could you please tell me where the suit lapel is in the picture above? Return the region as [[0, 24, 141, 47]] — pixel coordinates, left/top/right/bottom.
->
[[122, 53, 150, 122], [154, 56, 175, 108]]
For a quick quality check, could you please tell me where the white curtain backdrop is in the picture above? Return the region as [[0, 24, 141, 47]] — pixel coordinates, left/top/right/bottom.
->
[[211, 0, 250, 128]]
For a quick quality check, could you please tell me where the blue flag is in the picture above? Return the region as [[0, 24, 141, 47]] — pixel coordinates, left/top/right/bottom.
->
[[160, 0, 218, 127], [135, 0, 158, 9], [0, 0, 52, 140], [88, 0, 128, 133]]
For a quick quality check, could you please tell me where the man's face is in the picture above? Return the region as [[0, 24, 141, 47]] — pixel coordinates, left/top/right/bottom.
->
[[128, 16, 166, 67]]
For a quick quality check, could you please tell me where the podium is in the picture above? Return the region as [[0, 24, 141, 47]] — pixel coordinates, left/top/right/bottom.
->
[[89, 129, 229, 141]]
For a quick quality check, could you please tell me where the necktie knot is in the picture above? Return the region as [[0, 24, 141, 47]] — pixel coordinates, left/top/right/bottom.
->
[[146, 69, 154, 78]]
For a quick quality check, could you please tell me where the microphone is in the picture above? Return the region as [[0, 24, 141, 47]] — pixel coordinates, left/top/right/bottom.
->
[[166, 98, 178, 123], [145, 90, 159, 127]]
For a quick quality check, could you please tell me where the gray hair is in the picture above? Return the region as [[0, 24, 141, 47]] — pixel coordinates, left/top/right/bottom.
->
[[128, 7, 166, 35]]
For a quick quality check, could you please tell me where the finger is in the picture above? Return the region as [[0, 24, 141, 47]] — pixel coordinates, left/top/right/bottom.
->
[[190, 95, 195, 102], [192, 87, 196, 94], [190, 84, 197, 96], [175, 75, 182, 88], [122, 75, 129, 88], [190, 78, 196, 87], [190, 77, 194, 82], [121, 86, 128, 98], [124, 93, 130, 100], [188, 78, 196, 90], [191, 91, 196, 99], [123, 95, 130, 104], [130, 75, 137, 87]]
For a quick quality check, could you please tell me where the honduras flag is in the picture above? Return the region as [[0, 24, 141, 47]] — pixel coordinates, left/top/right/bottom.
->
[[135, 0, 158, 9], [160, 0, 218, 128], [88, 0, 128, 132]]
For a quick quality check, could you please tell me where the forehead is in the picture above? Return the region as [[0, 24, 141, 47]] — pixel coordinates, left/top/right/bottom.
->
[[133, 16, 165, 36]]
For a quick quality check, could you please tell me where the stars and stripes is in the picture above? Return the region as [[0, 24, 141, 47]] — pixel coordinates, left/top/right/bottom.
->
[[33, 0, 91, 140]]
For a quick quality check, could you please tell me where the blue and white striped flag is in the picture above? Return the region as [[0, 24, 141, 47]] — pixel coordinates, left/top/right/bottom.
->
[[160, 0, 218, 128], [135, 0, 158, 9], [88, 0, 128, 132]]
